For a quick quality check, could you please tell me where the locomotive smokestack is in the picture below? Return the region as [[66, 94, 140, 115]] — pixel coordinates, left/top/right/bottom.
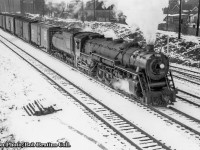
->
[[146, 45, 154, 52]]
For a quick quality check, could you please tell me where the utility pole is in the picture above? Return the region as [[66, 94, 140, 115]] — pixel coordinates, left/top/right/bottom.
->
[[178, 0, 182, 39], [196, 0, 200, 36]]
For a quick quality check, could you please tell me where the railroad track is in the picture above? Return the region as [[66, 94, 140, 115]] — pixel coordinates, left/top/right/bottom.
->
[[170, 65, 200, 77], [170, 66, 200, 85], [155, 106, 200, 135], [0, 35, 171, 150], [177, 89, 200, 107]]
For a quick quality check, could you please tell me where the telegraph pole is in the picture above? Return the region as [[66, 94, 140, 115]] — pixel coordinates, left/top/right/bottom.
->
[[178, 0, 182, 39], [196, 0, 200, 36]]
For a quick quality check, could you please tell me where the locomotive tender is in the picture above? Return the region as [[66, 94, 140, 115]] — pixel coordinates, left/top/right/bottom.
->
[[0, 13, 177, 106]]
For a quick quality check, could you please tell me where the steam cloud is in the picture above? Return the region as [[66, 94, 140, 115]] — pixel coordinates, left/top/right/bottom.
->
[[112, 79, 131, 94], [99, 0, 168, 44], [102, 29, 118, 39]]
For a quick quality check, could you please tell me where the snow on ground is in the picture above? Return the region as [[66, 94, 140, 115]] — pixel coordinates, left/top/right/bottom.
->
[[156, 30, 200, 68], [158, 30, 200, 44], [0, 39, 132, 150], [1, 29, 200, 150]]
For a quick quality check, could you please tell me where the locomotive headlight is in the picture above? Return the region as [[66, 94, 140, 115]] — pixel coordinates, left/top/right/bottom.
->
[[160, 64, 165, 69]]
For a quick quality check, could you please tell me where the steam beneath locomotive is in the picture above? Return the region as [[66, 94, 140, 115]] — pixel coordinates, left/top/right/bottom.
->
[[112, 79, 131, 94]]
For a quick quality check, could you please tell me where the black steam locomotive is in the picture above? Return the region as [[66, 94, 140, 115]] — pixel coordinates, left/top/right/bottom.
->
[[0, 13, 177, 106]]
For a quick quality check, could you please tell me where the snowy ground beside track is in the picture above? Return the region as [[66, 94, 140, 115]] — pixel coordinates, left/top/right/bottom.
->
[[1, 29, 200, 150], [0, 37, 130, 150]]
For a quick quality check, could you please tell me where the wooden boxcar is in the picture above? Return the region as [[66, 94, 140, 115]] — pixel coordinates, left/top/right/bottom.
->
[[31, 22, 41, 46], [23, 18, 38, 42], [15, 16, 38, 42], [15, 16, 23, 38], [5, 14, 15, 34], [0, 13, 4, 29], [2, 14, 6, 30], [31, 22, 61, 52]]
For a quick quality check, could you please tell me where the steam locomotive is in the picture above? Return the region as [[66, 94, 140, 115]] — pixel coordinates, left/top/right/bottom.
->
[[0, 13, 177, 106]]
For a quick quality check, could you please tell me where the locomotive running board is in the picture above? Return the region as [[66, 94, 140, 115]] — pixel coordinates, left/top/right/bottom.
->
[[115, 65, 138, 76]]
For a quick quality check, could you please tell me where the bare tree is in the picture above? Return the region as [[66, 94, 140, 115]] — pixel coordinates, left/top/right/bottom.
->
[[46, 2, 53, 16]]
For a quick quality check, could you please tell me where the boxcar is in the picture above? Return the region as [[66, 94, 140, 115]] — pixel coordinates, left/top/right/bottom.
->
[[0, 13, 4, 28], [2, 14, 6, 30], [15, 16, 23, 38], [0, 13, 7, 30], [5, 14, 15, 34], [31, 22, 41, 47], [40, 23, 61, 52], [31, 22, 61, 52], [23, 18, 38, 42], [15, 16, 38, 42]]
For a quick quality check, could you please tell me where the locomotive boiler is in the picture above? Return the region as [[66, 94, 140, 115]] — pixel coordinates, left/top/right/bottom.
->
[[51, 30, 176, 106]]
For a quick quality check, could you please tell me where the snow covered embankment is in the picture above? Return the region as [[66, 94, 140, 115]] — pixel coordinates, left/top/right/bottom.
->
[[0, 42, 121, 150]]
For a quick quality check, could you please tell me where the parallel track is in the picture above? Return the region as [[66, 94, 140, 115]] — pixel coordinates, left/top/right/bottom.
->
[[0, 35, 171, 150], [170, 65, 200, 76], [177, 89, 200, 107], [170, 66, 200, 85], [156, 106, 200, 135], [172, 74, 200, 85]]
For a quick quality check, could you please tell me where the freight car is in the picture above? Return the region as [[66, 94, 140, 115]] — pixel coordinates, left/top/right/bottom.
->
[[30, 22, 61, 52], [5, 14, 15, 34], [0, 13, 177, 106], [0, 13, 6, 30]]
